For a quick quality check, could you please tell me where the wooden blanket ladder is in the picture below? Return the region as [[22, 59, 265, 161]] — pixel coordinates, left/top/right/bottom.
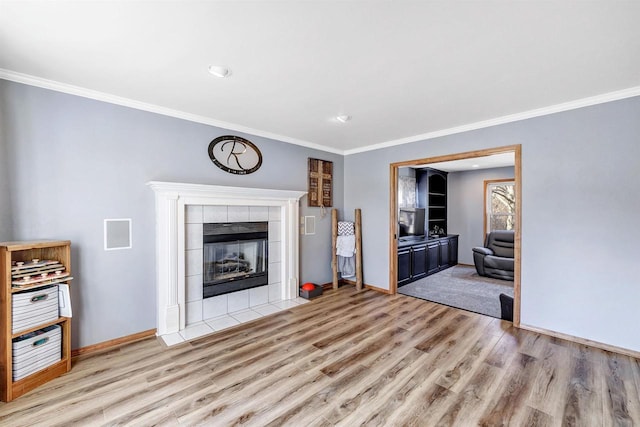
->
[[331, 208, 363, 290]]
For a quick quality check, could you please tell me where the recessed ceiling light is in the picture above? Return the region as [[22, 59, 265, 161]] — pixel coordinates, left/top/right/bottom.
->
[[208, 65, 231, 78], [471, 164, 480, 168], [336, 115, 352, 123]]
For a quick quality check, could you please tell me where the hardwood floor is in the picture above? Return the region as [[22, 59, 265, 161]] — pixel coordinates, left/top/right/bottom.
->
[[1, 286, 639, 426]]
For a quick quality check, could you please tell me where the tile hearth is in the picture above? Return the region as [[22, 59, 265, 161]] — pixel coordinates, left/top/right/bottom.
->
[[161, 297, 309, 346]]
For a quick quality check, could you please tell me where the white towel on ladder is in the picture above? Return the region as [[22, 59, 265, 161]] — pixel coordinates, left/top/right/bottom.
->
[[338, 255, 356, 278], [336, 234, 356, 257]]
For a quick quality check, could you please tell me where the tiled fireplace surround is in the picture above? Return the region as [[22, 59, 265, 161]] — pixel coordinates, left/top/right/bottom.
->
[[148, 182, 307, 346]]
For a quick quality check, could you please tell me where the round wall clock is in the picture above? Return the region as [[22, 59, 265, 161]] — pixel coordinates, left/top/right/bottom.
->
[[208, 135, 262, 175]]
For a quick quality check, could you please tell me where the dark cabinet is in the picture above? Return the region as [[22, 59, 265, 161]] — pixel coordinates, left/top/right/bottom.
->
[[449, 236, 458, 265], [398, 244, 428, 287], [411, 245, 427, 279], [426, 242, 440, 275], [439, 238, 450, 267], [398, 235, 459, 286], [398, 248, 411, 286]]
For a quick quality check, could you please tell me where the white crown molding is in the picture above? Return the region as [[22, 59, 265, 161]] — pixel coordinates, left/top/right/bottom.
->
[[343, 85, 640, 155], [0, 68, 344, 155], [2, 68, 639, 157]]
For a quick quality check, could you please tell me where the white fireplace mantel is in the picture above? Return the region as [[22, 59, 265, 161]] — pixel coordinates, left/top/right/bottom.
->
[[147, 181, 306, 336]]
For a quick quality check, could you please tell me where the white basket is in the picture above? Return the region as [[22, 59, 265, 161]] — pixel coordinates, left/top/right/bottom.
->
[[12, 325, 62, 381], [12, 285, 59, 334]]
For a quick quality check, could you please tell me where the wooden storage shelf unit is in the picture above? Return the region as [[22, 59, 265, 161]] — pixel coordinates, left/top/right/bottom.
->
[[11, 317, 70, 339], [0, 240, 72, 402]]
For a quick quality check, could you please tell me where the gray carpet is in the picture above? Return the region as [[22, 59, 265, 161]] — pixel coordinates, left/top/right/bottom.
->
[[398, 265, 514, 318]]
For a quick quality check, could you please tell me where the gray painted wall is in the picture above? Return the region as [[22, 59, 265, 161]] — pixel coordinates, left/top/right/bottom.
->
[[398, 167, 415, 178], [4, 77, 640, 355], [447, 167, 515, 265], [0, 80, 343, 349], [0, 92, 12, 241], [345, 96, 640, 352]]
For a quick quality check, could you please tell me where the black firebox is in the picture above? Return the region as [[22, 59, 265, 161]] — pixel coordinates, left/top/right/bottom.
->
[[203, 222, 268, 298]]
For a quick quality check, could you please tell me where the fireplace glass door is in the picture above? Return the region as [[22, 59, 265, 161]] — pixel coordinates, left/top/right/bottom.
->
[[202, 221, 269, 298], [204, 239, 266, 284]]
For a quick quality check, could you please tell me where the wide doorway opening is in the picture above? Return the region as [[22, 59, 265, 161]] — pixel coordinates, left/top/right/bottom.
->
[[389, 145, 522, 325]]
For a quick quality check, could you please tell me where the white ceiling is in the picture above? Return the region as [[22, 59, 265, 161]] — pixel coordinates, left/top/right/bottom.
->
[[411, 152, 515, 173], [1, 1, 639, 155]]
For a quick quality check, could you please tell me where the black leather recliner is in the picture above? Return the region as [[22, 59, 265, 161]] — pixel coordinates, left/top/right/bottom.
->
[[472, 230, 514, 281]]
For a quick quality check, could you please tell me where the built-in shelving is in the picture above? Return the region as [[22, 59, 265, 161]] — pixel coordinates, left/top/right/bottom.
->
[[399, 167, 455, 286], [417, 168, 448, 236]]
